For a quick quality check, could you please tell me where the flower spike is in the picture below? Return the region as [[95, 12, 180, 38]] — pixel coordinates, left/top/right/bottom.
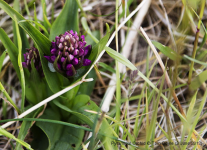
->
[[44, 30, 92, 77]]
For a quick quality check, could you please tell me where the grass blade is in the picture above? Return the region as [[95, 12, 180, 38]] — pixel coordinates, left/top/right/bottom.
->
[[0, 127, 33, 150], [0, 51, 6, 71], [98, 62, 116, 73], [152, 41, 181, 61], [81, 17, 99, 43], [0, 82, 20, 114], [137, 70, 186, 122], [105, 47, 137, 71], [183, 54, 207, 67], [41, 0, 51, 29], [14, 16, 25, 112], [182, 89, 207, 150]]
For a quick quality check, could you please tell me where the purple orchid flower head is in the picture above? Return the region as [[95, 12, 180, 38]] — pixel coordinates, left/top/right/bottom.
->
[[44, 30, 92, 77], [22, 47, 44, 76]]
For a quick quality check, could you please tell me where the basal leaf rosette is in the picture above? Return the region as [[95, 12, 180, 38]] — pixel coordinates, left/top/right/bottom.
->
[[44, 30, 92, 77]]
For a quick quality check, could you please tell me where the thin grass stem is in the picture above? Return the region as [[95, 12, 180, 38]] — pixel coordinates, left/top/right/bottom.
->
[[115, 0, 121, 134], [188, 0, 205, 85]]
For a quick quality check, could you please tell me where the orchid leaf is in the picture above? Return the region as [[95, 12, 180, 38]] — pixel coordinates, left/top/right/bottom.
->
[[49, 0, 79, 41], [35, 108, 84, 150]]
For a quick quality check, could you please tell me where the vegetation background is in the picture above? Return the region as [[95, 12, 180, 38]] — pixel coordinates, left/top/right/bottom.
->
[[0, 0, 207, 150]]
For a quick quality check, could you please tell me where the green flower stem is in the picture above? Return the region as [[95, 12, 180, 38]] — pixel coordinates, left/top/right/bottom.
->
[[0, 82, 21, 114], [187, 0, 205, 85], [115, 0, 121, 134]]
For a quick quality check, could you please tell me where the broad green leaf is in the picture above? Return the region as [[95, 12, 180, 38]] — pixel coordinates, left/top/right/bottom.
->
[[105, 47, 137, 71], [0, 28, 20, 78], [36, 108, 84, 150], [52, 119, 84, 150], [152, 41, 181, 61], [36, 108, 62, 150], [71, 95, 117, 150], [24, 62, 48, 105], [24, 70, 46, 104], [189, 70, 207, 90], [19, 20, 49, 37], [49, 0, 79, 40], [0, 51, 6, 71]]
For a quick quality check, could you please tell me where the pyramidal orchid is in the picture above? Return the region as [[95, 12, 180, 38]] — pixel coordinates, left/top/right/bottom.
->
[[22, 47, 44, 76], [44, 30, 92, 77]]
